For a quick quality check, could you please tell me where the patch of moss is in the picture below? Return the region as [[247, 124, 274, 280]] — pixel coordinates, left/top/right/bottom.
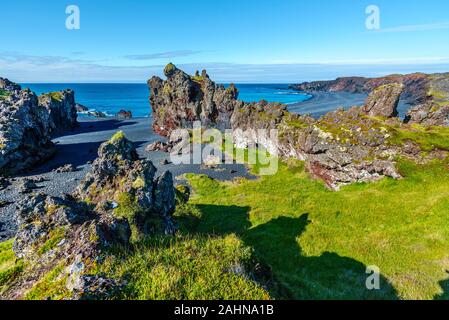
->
[[389, 124, 449, 151], [0, 89, 10, 99], [190, 75, 204, 82], [37, 227, 66, 255], [109, 131, 126, 143], [25, 264, 70, 300], [162, 83, 172, 95], [0, 239, 24, 294], [43, 92, 64, 102], [164, 63, 176, 74], [132, 177, 145, 189], [114, 192, 143, 242]]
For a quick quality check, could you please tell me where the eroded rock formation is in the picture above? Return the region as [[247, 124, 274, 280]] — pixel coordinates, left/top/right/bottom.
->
[[0, 79, 78, 175], [2, 132, 177, 300], [148, 63, 241, 136]]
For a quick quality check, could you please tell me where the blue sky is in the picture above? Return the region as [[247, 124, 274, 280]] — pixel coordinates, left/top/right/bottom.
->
[[1, 0, 449, 82]]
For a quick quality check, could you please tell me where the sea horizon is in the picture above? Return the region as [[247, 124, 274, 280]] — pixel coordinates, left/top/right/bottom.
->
[[22, 82, 313, 118]]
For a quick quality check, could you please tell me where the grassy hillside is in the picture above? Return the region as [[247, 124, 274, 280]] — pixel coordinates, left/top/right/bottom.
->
[[184, 156, 449, 300]]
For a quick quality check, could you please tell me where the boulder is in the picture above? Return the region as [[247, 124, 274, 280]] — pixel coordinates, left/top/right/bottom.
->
[[75, 103, 89, 112], [405, 103, 449, 126], [362, 83, 404, 118], [0, 79, 78, 175], [76, 131, 177, 237], [116, 109, 132, 119]]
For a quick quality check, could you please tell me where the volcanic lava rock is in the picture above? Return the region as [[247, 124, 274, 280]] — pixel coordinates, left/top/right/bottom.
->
[[2, 131, 178, 300], [75, 131, 177, 237], [116, 109, 132, 119], [0, 79, 78, 175], [362, 83, 404, 118]]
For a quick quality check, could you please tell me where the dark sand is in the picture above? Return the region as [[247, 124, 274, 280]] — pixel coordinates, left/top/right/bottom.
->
[[288, 91, 411, 118]]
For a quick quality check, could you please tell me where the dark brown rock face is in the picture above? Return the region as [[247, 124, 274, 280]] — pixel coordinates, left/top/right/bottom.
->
[[116, 109, 132, 119], [148, 63, 241, 136], [38, 90, 78, 134], [362, 83, 403, 118], [405, 103, 449, 126], [0, 79, 78, 175]]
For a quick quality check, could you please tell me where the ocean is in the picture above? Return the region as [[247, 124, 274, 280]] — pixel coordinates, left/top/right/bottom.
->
[[22, 83, 312, 118]]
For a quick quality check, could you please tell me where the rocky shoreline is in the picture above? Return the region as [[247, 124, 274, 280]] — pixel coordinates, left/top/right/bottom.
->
[[1, 66, 448, 299]]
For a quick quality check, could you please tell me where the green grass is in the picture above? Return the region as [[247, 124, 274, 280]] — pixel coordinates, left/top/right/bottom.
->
[[41, 91, 63, 102], [184, 157, 449, 300], [101, 234, 270, 300], [0, 89, 10, 99], [37, 227, 66, 255], [389, 125, 449, 151], [0, 239, 23, 294], [25, 264, 70, 300]]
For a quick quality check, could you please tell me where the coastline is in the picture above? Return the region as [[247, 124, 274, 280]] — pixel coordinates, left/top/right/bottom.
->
[[0, 90, 414, 241]]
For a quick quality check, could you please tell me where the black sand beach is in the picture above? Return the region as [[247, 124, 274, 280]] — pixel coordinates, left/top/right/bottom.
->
[[287, 91, 411, 118]]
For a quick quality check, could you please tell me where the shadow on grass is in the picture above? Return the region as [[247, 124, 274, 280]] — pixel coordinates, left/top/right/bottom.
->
[[184, 204, 399, 300], [434, 276, 449, 300]]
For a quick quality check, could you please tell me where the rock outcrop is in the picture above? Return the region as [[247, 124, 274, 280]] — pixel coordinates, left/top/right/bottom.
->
[[116, 109, 132, 119], [405, 103, 449, 126], [148, 63, 241, 136], [38, 90, 78, 134], [2, 132, 177, 300], [291, 72, 449, 126], [75, 131, 177, 237], [404, 73, 449, 126], [362, 83, 403, 118], [0, 79, 78, 175], [148, 65, 448, 190]]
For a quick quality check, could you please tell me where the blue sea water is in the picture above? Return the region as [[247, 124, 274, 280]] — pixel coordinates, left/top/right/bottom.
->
[[22, 83, 311, 118]]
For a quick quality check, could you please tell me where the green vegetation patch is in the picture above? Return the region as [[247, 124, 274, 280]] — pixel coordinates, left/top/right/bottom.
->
[[101, 234, 270, 300], [0, 89, 10, 99], [185, 156, 449, 300], [0, 239, 24, 294], [389, 124, 449, 151], [43, 92, 64, 102], [38, 227, 66, 255], [0, 239, 17, 273], [109, 130, 126, 143], [25, 264, 70, 300]]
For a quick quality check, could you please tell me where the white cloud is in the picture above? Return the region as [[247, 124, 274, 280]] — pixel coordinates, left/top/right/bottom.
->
[[123, 50, 201, 60], [1, 52, 449, 83], [375, 21, 449, 33]]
